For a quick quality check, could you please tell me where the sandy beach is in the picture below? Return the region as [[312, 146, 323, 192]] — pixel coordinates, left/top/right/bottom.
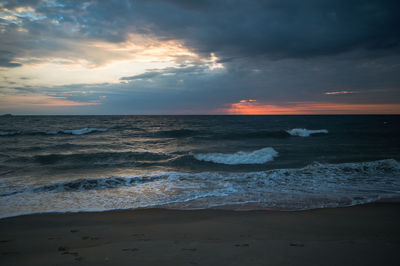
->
[[1, 202, 399, 266]]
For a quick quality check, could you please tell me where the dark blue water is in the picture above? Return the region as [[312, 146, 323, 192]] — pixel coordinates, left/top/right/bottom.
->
[[0, 115, 399, 217]]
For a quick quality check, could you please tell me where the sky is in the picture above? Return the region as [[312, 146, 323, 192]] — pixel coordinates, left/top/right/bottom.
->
[[0, 0, 400, 115]]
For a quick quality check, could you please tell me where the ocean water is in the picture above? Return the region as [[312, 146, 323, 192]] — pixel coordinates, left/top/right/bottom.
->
[[0, 115, 399, 218]]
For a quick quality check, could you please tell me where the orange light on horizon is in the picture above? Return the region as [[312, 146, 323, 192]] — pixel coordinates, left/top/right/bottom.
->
[[0, 94, 101, 110], [325, 90, 357, 95], [219, 100, 400, 115]]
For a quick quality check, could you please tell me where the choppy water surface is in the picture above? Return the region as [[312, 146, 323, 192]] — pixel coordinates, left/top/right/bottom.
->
[[0, 115, 399, 217]]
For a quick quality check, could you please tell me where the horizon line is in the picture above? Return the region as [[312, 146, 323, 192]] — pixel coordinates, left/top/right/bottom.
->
[[2, 113, 400, 116]]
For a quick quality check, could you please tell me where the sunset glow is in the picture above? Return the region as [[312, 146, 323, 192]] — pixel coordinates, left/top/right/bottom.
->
[[0, 94, 100, 110], [1, 2, 400, 264], [222, 100, 400, 115], [0, 0, 399, 114], [325, 91, 357, 95]]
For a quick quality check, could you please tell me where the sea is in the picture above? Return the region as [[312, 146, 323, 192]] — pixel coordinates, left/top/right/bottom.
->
[[0, 115, 399, 218]]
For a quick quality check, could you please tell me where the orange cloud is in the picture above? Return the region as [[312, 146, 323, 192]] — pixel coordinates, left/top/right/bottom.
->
[[219, 100, 400, 114], [325, 90, 357, 95], [0, 94, 100, 110]]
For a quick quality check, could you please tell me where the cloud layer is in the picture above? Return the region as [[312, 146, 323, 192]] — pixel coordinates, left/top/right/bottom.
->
[[0, 0, 399, 114]]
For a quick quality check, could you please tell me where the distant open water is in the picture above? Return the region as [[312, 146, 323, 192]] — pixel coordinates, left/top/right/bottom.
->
[[0, 115, 399, 218]]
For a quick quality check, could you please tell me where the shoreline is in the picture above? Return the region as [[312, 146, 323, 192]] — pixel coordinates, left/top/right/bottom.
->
[[2, 196, 399, 220], [1, 202, 400, 265]]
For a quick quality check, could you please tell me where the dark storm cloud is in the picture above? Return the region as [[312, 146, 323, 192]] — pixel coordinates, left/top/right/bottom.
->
[[1, 0, 400, 68], [120, 66, 206, 81], [59, 0, 400, 58], [42, 53, 399, 114], [1, 0, 400, 114], [83, 0, 398, 58], [12, 86, 37, 93], [1, 0, 43, 9], [120, 71, 163, 81], [0, 50, 21, 67]]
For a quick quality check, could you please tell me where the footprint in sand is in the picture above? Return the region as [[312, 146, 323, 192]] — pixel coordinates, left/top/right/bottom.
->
[[58, 246, 79, 257], [289, 242, 304, 247], [122, 248, 139, 252], [182, 248, 197, 251], [62, 251, 79, 256], [131, 233, 145, 237], [234, 243, 249, 247], [58, 246, 69, 252], [82, 236, 99, 240]]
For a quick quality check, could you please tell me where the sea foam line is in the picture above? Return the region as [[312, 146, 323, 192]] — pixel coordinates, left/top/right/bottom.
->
[[46, 128, 108, 135], [0, 159, 399, 219], [0, 128, 108, 136], [193, 147, 278, 165], [287, 128, 328, 137]]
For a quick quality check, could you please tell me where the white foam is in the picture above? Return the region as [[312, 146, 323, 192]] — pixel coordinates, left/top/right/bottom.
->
[[193, 147, 278, 165], [61, 128, 108, 135], [0, 159, 399, 218], [287, 128, 328, 137], [0, 131, 18, 136], [45, 130, 59, 135]]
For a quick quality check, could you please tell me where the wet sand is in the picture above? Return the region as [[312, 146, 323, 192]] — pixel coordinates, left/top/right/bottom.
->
[[1, 202, 400, 266]]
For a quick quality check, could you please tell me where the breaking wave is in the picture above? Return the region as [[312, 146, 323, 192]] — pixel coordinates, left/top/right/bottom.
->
[[46, 128, 108, 135], [0, 131, 19, 136], [0, 128, 108, 137], [150, 129, 200, 138], [1, 159, 399, 217], [216, 130, 291, 139], [193, 147, 278, 165], [287, 128, 328, 137], [33, 175, 164, 193], [147, 129, 318, 140], [8, 151, 171, 165]]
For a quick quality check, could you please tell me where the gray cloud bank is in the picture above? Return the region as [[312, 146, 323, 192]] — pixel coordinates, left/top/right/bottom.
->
[[1, 0, 400, 113], [3, 0, 400, 63]]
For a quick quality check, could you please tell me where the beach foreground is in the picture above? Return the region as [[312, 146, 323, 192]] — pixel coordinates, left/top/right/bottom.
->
[[1, 203, 399, 266]]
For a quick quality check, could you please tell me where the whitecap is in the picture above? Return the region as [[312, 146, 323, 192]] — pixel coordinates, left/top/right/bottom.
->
[[61, 128, 108, 135], [0, 131, 18, 136], [193, 147, 278, 165], [287, 128, 328, 137], [1, 159, 399, 218], [45, 130, 59, 135]]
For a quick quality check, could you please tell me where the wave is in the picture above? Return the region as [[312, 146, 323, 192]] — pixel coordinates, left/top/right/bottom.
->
[[0, 128, 108, 137], [151, 129, 200, 138], [1, 127, 326, 139], [216, 130, 291, 140], [46, 128, 108, 135], [286, 128, 328, 137], [150, 129, 292, 139], [8, 151, 171, 165], [149, 128, 327, 140], [0, 175, 165, 197], [0, 131, 19, 136], [33, 175, 164, 193], [1, 159, 399, 216], [193, 147, 278, 165], [6, 143, 102, 153], [110, 125, 143, 131]]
